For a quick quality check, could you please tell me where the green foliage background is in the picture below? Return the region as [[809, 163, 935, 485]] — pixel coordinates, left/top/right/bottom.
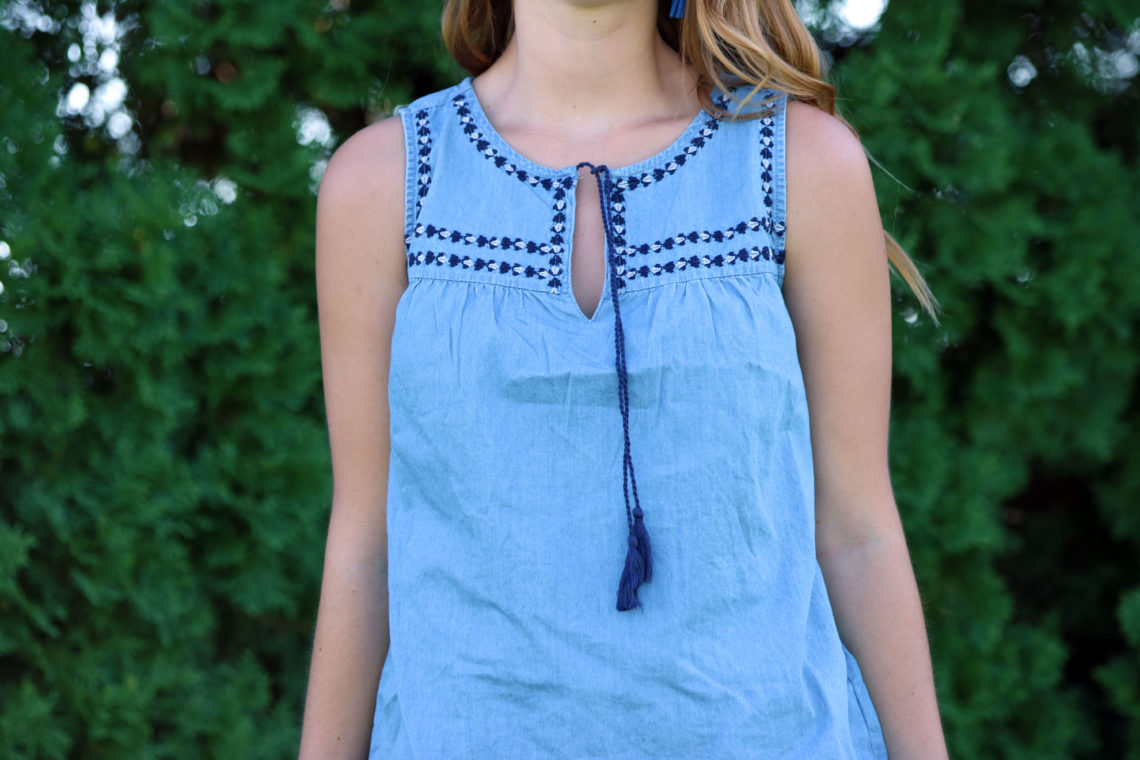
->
[[0, 0, 1137, 757]]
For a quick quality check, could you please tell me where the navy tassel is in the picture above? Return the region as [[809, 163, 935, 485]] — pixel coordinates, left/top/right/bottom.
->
[[617, 531, 647, 611], [631, 505, 652, 581], [577, 160, 654, 613], [668, 0, 686, 19]]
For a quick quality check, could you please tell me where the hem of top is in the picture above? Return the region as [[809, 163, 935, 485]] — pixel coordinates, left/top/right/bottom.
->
[[839, 642, 889, 760], [455, 75, 728, 179], [846, 672, 878, 757]]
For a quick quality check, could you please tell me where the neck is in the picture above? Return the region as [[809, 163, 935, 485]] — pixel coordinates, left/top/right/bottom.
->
[[474, 0, 698, 142]]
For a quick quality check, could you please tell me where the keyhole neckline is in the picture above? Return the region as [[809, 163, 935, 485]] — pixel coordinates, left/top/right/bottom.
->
[[458, 75, 716, 179], [566, 163, 614, 324]]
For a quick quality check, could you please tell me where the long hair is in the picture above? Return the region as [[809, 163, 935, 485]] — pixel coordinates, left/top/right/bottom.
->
[[441, 0, 941, 323]]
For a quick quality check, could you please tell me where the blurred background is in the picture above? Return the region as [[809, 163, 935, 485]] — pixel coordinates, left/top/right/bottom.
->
[[1, 0, 1138, 757]]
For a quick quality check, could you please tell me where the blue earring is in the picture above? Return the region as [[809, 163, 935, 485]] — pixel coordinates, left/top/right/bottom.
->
[[669, 0, 685, 18]]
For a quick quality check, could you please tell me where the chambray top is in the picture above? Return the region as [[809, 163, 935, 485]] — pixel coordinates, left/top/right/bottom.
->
[[370, 75, 889, 759]]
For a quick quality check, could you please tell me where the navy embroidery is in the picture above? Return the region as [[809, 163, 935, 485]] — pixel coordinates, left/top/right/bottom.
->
[[758, 109, 787, 245], [547, 180, 572, 291], [621, 244, 784, 284], [406, 250, 558, 283], [613, 121, 719, 193], [412, 87, 786, 290], [614, 90, 732, 193], [414, 110, 432, 219], [411, 223, 553, 255], [621, 216, 778, 259], [452, 94, 567, 192], [608, 186, 631, 293], [405, 165, 571, 292], [452, 91, 730, 192]]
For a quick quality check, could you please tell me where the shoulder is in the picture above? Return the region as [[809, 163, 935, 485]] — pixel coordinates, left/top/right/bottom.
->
[[782, 99, 883, 272], [780, 96, 889, 342], [316, 83, 460, 226], [314, 114, 410, 317], [784, 99, 873, 199], [318, 114, 407, 217], [315, 114, 408, 267]]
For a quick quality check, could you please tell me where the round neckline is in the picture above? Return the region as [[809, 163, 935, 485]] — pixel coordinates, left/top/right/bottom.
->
[[456, 75, 718, 178]]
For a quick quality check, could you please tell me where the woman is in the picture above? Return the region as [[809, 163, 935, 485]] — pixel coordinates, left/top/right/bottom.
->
[[299, 0, 949, 757]]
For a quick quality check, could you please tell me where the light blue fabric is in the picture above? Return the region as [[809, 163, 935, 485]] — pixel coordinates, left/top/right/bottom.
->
[[371, 75, 889, 759]]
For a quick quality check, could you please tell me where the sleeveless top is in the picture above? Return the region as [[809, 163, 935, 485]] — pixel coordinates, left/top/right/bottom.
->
[[370, 75, 890, 759]]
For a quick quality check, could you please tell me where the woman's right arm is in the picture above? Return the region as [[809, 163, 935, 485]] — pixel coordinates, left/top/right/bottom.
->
[[297, 113, 409, 760]]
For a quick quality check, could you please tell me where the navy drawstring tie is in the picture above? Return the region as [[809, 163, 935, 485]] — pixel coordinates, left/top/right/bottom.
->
[[576, 161, 654, 612]]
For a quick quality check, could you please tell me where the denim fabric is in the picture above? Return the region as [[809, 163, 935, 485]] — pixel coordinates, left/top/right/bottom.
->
[[370, 75, 889, 759]]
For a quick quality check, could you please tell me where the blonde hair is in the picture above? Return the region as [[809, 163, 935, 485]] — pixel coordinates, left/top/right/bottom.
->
[[441, 0, 941, 324]]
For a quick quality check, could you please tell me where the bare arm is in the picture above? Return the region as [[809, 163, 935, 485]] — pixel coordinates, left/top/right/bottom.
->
[[298, 114, 409, 760], [782, 100, 949, 759]]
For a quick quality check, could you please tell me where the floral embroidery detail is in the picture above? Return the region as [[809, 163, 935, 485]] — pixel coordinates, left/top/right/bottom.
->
[[452, 94, 570, 191], [614, 122, 720, 193], [452, 91, 730, 192], [411, 223, 553, 255], [621, 244, 784, 284], [414, 110, 432, 219], [547, 181, 571, 291], [414, 86, 787, 291], [612, 89, 732, 193], [621, 216, 778, 259], [407, 250, 558, 284], [607, 187, 631, 293], [758, 109, 786, 248]]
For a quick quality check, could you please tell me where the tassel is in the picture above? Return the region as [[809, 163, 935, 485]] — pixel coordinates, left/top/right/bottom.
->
[[581, 158, 655, 613], [631, 505, 652, 582], [617, 530, 646, 611]]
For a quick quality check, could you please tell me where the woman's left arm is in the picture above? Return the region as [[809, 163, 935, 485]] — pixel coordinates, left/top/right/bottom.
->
[[782, 99, 949, 760]]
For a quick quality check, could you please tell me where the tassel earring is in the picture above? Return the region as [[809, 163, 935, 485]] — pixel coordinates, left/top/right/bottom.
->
[[669, 0, 686, 19]]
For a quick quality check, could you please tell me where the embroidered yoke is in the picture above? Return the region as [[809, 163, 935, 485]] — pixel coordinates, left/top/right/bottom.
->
[[369, 75, 890, 759]]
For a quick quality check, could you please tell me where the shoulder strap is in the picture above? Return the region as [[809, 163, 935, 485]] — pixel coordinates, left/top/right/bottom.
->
[[394, 105, 432, 251], [760, 92, 789, 283]]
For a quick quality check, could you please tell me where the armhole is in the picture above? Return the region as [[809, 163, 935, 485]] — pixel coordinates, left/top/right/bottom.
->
[[394, 105, 419, 254], [771, 93, 789, 290]]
